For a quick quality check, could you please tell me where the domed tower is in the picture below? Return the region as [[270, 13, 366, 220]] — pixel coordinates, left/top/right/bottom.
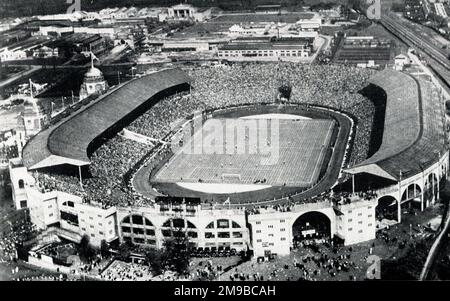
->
[[79, 53, 108, 100], [23, 99, 48, 138]]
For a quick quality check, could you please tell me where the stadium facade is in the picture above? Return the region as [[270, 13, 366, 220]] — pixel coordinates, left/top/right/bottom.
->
[[9, 67, 449, 258]]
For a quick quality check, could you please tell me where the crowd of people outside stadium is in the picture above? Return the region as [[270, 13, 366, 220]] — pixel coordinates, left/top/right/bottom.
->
[[99, 260, 154, 281], [33, 63, 377, 209], [0, 218, 36, 263], [13, 274, 76, 281]]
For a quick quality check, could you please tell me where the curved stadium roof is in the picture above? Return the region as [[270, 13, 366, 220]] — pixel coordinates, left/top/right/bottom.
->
[[346, 70, 446, 181], [22, 68, 191, 170]]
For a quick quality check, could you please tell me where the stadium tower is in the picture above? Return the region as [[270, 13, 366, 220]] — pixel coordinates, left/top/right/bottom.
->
[[79, 52, 108, 101]]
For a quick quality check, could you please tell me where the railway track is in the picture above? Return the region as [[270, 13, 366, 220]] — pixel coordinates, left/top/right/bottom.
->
[[380, 14, 450, 71]]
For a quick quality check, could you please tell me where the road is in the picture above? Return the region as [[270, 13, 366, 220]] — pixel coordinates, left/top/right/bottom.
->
[[407, 51, 450, 100], [380, 13, 450, 71], [379, 12, 450, 88], [378, 12, 450, 279], [420, 181, 450, 280], [0, 66, 41, 89]]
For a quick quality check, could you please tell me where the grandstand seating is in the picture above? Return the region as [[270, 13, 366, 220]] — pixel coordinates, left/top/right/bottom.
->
[[346, 70, 446, 180], [22, 69, 191, 169], [334, 48, 391, 64]]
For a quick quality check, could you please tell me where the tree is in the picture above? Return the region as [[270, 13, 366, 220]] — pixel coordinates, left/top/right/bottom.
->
[[118, 241, 133, 260], [145, 248, 164, 275], [100, 239, 110, 258], [79, 234, 96, 262], [161, 228, 192, 274]]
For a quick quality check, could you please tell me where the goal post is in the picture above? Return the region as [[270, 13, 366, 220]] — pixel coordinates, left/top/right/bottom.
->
[[221, 173, 241, 182]]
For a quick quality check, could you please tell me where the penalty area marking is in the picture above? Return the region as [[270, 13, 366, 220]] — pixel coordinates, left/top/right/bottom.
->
[[175, 182, 271, 194]]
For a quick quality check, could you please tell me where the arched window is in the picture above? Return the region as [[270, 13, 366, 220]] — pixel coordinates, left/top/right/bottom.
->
[[232, 221, 241, 228], [217, 219, 229, 229], [173, 218, 185, 228], [18, 179, 24, 189], [162, 218, 197, 229], [120, 215, 155, 246], [132, 215, 143, 225]]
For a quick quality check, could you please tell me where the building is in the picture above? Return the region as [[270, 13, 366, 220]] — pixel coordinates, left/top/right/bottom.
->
[[39, 25, 74, 37], [0, 128, 26, 163], [52, 33, 107, 58], [23, 101, 48, 138], [333, 36, 392, 66], [218, 37, 314, 62], [296, 18, 322, 32], [404, 0, 427, 21], [0, 48, 27, 61], [8, 158, 248, 249], [0, 18, 24, 33], [158, 4, 212, 22], [8, 158, 118, 246], [9, 68, 448, 260], [32, 45, 58, 58], [228, 24, 272, 36], [73, 26, 116, 39], [79, 56, 108, 101], [255, 5, 281, 14], [394, 54, 411, 71]]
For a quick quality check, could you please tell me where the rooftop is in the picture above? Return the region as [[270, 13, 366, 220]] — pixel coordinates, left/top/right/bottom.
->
[[345, 70, 446, 180], [22, 69, 191, 170]]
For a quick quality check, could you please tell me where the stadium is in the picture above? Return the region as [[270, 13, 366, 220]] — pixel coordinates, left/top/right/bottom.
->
[[10, 62, 449, 257]]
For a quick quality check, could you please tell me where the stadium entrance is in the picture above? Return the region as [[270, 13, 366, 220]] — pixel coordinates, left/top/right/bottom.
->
[[292, 211, 331, 247], [376, 196, 398, 222], [424, 173, 439, 207], [401, 184, 422, 210]]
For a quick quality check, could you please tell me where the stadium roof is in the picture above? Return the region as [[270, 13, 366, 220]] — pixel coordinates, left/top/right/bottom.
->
[[345, 70, 446, 181], [22, 68, 190, 170]]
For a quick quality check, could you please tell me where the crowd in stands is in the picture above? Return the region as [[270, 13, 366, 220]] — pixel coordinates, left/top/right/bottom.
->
[[128, 93, 199, 140], [100, 260, 153, 281], [33, 63, 377, 208]]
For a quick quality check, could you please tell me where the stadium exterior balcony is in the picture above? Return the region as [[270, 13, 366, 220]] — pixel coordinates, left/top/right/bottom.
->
[[345, 70, 447, 181], [22, 68, 191, 170]]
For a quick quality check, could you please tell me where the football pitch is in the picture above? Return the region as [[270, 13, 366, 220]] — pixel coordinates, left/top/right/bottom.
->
[[152, 116, 335, 188]]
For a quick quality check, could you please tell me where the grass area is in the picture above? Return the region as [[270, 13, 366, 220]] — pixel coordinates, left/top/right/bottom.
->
[[149, 104, 350, 205]]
